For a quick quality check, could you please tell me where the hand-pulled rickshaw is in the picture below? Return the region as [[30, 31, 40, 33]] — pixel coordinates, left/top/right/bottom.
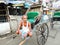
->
[[9, 3, 49, 45], [14, 3, 49, 45], [51, 9, 60, 28], [0, 2, 49, 45], [27, 11, 49, 45]]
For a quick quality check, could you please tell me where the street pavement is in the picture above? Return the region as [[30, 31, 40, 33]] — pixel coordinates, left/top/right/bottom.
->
[[45, 21, 60, 45], [0, 31, 38, 45], [0, 21, 60, 45]]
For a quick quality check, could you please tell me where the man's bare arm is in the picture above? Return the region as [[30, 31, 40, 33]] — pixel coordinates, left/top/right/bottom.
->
[[28, 22, 32, 31], [16, 22, 22, 34], [17, 22, 22, 31]]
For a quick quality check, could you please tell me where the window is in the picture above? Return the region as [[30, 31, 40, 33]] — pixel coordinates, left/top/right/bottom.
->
[[9, 6, 27, 16], [0, 3, 8, 22]]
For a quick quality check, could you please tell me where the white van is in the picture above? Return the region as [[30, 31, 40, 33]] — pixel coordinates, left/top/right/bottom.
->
[[0, 2, 11, 35]]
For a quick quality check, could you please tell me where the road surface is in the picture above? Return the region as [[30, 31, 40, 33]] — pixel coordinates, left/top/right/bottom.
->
[[0, 21, 60, 45]]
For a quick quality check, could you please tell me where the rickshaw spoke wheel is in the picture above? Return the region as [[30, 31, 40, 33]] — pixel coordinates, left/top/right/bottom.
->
[[36, 23, 49, 45], [42, 23, 49, 41], [37, 35, 46, 45]]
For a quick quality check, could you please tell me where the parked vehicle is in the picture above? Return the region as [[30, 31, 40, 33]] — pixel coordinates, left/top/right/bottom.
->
[[0, 2, 11, 35], [51, 10, 60, 28]]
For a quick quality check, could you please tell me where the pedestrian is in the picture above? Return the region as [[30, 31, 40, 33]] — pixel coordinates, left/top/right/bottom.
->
[[16, 15, 32, 45]]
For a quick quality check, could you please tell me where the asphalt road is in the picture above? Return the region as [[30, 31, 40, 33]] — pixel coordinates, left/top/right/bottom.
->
[[0, 31, 38, 45], [45, 21, 60, 45], [0, 21, 60, 45]]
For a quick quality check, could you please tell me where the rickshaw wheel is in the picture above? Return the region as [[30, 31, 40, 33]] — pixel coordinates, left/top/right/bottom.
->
[[36, 23, 49, 45], [42, 23, 49, 42]]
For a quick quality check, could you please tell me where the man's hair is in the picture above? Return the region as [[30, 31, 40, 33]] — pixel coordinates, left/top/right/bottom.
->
[[22, 15, 27, 19]]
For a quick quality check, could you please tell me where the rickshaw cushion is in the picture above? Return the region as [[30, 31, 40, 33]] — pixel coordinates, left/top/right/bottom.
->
[[27, 12, 39, 19], [27, 12, 39, 23], [53, 11, 60, 21], [54, 11, 60, 17], [28, 19, 35, 23]]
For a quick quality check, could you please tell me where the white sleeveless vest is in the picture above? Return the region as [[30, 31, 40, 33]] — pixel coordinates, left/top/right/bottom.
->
[[21, 21, 29, 34]]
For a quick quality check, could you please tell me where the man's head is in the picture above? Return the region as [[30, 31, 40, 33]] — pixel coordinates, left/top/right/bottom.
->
[[22, 15, 27, 22]]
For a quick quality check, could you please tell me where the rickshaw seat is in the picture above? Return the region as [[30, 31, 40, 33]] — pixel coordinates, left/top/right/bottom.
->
[[27, 12, 39, 23], [53, 11, 60, 21], [53, 11, 60, 17]]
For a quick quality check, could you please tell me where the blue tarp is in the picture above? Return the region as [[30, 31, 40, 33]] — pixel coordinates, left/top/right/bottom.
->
[[24, 2, 32, 8]]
